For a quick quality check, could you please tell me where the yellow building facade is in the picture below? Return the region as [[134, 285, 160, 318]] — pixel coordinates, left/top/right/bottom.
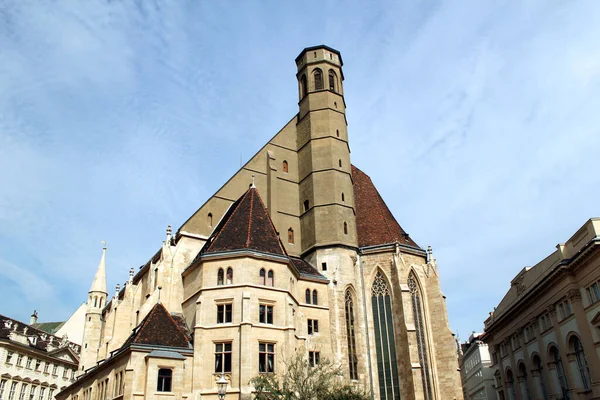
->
[[57, 45, 463, 400]]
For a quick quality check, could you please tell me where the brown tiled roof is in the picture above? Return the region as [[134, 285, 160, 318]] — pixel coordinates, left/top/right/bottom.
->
[[129, 303, 190, 348], [289, 257, 327, 280], [202, 187, 287, 256], [352, 165, 420, 249]]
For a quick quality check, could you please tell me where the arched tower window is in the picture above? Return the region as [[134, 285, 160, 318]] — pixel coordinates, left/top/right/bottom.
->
[[94, 296, 98, 307], [341, 192, 345, 202], [314, 69, 323, 90], [336, 129, 340, 137], [305, 289, 311, 304], [339, 159, 342, 168], [288, 228, 294, 244], [303, 200, 309, 212], [217, 268, 224, 286], [343, 222, 348, 235], [345, 290, 358, 380], [300, 75, 307, 98], [267, 270, 274, 287], [208, 213, 213, 227], [312, 290, 318, 305], [549, 346, 569, 397], [371, 272, 401, 399], [226, 267, 233, 285], [571, 336, 591, 390], [408, 273, 433, 400], [329, 70, 337, 91], [282, 160, 288, 173], [99, 298, 103, 308], [532, 354, 548, 400], [260, 269, 266, 285]]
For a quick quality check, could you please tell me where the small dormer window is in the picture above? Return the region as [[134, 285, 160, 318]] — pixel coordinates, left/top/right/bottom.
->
[[157, 369, 172, 392]]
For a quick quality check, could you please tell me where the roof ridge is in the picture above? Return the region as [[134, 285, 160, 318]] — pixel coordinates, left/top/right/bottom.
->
[[252, 187, 288, 256], [246, 189, 255, 248]]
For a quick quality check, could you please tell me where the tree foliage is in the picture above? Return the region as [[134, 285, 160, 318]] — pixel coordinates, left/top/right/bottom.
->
[[250, 352, 370, 400]]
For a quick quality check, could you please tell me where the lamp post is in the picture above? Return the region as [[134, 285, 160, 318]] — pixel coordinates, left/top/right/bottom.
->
[[216, 373, 228, 400]]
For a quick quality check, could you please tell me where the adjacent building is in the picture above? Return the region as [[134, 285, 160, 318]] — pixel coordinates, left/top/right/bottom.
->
[[56, 45, 463, 400], [459, 332, 495, 400], [482, 218, 600, 400], [0, 313, 81, 400]]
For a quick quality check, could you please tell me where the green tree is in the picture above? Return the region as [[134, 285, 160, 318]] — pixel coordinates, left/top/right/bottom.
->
[[250, 352, 370, 400]]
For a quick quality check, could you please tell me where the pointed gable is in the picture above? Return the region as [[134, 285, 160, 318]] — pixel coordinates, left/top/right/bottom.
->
[[130, 303, 190, 348], [352, 165, 420, 249], [202, 187, 287, 256]]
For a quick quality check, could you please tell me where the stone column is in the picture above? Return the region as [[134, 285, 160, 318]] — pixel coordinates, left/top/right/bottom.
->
[[567, 288, 600, 397], [507, 336, 523, 400]]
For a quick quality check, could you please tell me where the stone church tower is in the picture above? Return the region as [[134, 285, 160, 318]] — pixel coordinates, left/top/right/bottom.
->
[[68, 45, 463, 400]]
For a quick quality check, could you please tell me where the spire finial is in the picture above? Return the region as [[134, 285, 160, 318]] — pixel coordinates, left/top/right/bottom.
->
[[101, 240, 107, 249], [251, 174, 256, 188]]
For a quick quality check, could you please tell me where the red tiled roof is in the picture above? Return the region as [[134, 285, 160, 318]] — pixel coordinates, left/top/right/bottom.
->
[[352, 165, 420, 249], [129, 303, 190, 348], [202, 187, 287, 256]]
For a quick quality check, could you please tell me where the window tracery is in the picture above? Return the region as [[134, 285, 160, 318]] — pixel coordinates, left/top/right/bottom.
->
[[408, 273, 433, 400]]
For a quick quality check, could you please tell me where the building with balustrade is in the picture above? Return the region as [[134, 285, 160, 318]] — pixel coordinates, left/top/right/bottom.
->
[[483, 218, 600, 400]]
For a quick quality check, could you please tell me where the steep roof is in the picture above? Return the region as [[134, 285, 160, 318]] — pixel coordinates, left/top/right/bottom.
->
[[352, 165, 420, 249], [32, 321, 64, 334], [289, 257, 327, 281], [202, 187, 287, 256], [128, 303, 190, 348], [89, 246, 107, 294]]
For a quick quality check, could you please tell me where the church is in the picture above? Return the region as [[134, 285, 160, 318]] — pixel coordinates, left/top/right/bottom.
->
[[56, 45, 463, 400]]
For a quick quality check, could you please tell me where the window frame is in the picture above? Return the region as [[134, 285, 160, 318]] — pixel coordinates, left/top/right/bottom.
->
[[259, 304, 274, 324], [259, 342, 275, 373], [215, 342, 233, 374], [217, 303, 233, 324], [157, 368, 173, 392]]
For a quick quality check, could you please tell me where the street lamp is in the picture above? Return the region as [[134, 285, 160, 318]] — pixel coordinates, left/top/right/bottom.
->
[[216, 373, 228, 400]]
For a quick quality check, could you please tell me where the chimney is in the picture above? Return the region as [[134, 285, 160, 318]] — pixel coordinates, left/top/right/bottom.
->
[[30, 310, 38, 325]]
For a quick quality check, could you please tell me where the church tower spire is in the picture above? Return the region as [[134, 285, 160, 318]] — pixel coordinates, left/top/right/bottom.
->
[[79, 242, 108, 375]]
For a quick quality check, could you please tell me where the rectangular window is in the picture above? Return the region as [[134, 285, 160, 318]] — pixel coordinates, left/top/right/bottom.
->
[[307, 319, 319, 335], [52, 364, 58, 375], [309, 351, 320, 367], [6, 351, 14, 364], [63, 368, 68, 379], [19, 384, 28, 400], [217, 304, 232, 324], [321, 262, 327, 271], [0, 380, 6, 399], [28, 386, 36, 400], [9, 382, 18, 400], [215, 342, 232, 373], [259, 343, 275, 373], [35, 360, 41, 371], [157, 369, 172, 392], [38, 388, 45, 400], [48, 389, 54, 400], [587, 282, 600, 304], [16, 354, 23, 366], [259, 305, 274, 324], [44, 363, 49, 374], [26, 357, 32, 369]]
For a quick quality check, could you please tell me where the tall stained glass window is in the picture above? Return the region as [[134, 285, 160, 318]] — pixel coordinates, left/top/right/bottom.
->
[[408, 272, 433, 400], [371, 272, 401, 399], [345, 290, 359, 380]]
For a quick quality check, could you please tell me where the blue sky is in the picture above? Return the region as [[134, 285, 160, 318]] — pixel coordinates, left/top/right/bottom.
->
[[1, 0, 599, 340]]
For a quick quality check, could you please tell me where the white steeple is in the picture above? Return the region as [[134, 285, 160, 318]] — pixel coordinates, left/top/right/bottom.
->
[[89, 241, 107, 295]]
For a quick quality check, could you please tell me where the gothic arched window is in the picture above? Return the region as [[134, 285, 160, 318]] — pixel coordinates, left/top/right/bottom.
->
[[343, 222, 348, 235], [288, 228, 294, 244], [208, 212, 213, 227], [345, 290, 358, 380], [371, 272, 401, 399], [217, 268, 224, 286], [571, 336, 591, 390], [314, 69, 323, 90], [408, 273, 433, 400], [226, 267, 233, 285], [312, 290, 318, 305], [305, 289, 311, 304], [260, 268, 266, 285], [329, 70, 336, 91], [282, 160, 288, 173], [267, 270, 274, 287]]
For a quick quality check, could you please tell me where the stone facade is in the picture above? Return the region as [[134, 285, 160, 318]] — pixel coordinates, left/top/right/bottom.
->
[[483, 218, 600, 400], [0, 313, 81, 400], [56, 45, 462, 400]]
